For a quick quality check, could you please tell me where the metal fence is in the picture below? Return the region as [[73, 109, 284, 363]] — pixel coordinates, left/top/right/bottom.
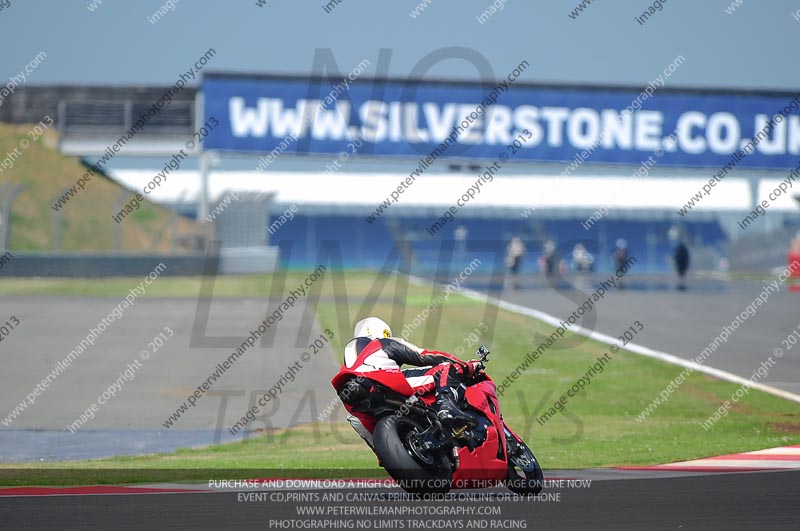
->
[[0, 185, 195, 253], [0, 85, 197, 129], [58, 100, 194, 136]]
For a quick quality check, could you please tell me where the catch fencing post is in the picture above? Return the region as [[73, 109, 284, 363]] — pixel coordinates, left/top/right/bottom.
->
[[0, 184, 25, 251]]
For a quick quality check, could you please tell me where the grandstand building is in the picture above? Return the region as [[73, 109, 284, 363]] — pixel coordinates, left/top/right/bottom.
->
[[4, 74, 799, 273]]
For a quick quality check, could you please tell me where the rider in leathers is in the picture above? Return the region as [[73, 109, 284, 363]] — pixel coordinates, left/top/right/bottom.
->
[[342, 317, 481, 447]]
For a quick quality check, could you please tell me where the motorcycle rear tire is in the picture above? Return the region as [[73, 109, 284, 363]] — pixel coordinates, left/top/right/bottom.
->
[[373, 415, 452, 495]]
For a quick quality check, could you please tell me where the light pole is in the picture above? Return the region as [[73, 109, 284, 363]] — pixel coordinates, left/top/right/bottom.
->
[[198, 150, 220, 222]]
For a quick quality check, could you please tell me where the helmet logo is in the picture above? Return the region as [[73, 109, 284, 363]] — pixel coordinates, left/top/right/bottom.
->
[[352, 317, 392, 340]]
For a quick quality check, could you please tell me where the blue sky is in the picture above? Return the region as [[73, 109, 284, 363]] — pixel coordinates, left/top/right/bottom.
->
[[1, 0, 799, 91]]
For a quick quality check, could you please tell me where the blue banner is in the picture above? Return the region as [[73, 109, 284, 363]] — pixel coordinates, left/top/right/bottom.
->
[[202, 74, 800, 170]]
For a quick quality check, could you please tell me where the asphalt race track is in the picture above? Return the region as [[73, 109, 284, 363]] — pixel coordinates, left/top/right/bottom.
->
[[466, 273, 800, 396], [0, 296, 340, 461], [1, 470, 797, 530], [2, 277, 798, 529], [2, 273, 796, 463]]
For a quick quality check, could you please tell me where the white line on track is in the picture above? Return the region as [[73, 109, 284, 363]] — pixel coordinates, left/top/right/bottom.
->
[[407, 275, 800, 405]]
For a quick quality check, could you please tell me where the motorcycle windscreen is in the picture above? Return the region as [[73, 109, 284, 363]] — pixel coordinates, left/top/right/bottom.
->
[[343, 338, 359, 367]]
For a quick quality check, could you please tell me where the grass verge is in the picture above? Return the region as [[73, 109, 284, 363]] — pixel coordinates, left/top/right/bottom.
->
[[1, 270, 798, 486], [0, 123, 200, 252]]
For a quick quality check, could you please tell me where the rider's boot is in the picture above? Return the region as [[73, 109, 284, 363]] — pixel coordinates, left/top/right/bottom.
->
[[435, 388, 475, 426]]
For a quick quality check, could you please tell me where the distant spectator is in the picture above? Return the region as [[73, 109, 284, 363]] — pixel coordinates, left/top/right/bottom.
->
[[612, 238, 629, 288], [572, 243, 594, 273], [674, 241, 690, 290], [505, 236, 526, 289], [454, 225, 468, 256], [537, 240, 555, 276]]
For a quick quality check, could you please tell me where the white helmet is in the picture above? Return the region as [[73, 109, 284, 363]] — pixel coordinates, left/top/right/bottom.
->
[[352, 317, 392, 340]]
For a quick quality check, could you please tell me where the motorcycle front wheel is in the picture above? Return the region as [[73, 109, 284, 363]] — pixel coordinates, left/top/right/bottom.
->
[[505, 433, 544, 495], [373, 415, 452, 495]]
